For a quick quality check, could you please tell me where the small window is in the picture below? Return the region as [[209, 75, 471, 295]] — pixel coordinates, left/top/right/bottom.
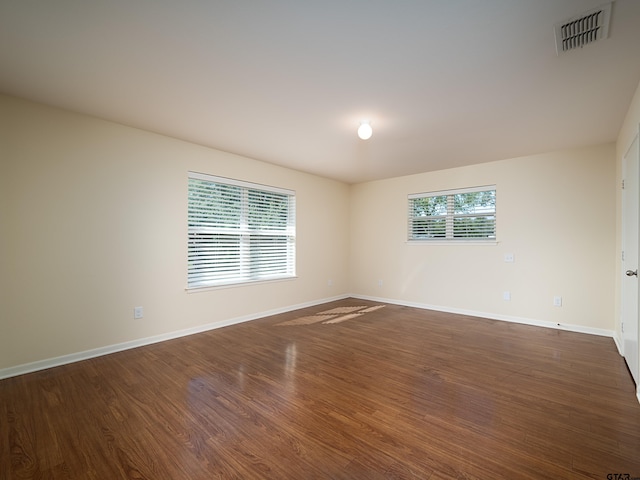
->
[[408, 186, 496, 242], [188, 172, 296, 289]]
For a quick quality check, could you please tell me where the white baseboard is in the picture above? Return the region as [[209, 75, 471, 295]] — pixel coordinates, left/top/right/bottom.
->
[[611, 331, 640, 406], [351, 294, 616, 339], [613, 334, 624, 356], [0, 294, 349, 380]]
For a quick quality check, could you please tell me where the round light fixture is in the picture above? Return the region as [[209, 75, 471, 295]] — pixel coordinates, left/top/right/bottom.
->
[[358, 121, 373, 140]]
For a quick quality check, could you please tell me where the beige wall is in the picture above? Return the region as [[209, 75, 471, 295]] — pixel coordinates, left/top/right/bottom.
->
[[349, 145, 616, 331], [0, 95, 350, 371], [617, 80, 640, 163]]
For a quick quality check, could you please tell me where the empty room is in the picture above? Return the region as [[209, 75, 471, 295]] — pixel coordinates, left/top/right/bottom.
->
[[2, 1, 640, 478]]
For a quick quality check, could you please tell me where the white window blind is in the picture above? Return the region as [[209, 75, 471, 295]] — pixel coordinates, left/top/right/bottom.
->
[[188, 172, 296, 289], [408, 186, 496, 242]]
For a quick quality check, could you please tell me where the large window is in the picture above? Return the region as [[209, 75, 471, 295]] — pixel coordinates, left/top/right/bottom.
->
[[408, 186, 496, 242], [187, 172, 296, 289]]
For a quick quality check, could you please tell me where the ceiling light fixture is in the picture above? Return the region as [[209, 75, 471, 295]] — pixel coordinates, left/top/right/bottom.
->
[[358, 121, 373, 140]]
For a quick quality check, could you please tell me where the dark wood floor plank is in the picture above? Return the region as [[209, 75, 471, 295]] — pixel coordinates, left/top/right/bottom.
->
[[1, 298, 640, 479]]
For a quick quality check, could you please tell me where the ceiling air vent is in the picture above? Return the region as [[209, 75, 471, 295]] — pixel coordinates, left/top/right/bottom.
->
[[554, 2, 613, 54]]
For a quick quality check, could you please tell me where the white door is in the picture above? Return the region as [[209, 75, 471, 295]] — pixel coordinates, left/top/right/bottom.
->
[[622, 133, 640, 386]]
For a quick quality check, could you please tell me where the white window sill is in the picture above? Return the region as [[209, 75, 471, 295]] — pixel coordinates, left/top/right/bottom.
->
[[406, 240, 498, 246], [185, 275, 297, 293]]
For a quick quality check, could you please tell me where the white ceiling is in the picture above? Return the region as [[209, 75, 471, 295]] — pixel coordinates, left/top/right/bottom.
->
[[1, 1, 639, 184]]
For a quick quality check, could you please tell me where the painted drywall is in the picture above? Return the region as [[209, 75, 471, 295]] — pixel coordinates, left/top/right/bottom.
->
[[349, 145, 616, 331], [0, 95, 350, 371], [617, 80, 640, 162]]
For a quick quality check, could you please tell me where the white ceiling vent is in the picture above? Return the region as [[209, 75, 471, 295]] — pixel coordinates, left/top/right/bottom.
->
[[554, 2, 613, 54]]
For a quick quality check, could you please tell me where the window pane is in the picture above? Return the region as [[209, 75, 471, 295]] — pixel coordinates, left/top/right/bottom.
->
[[412, 196, 447, 216], [453, 216, 496, 238], [188, 179, 241, 229], [453, 191, 495, 215], [248, 235, 290, 276], [248, 189, 289, 231], [187, 233, 241, 286], [411, 217, 446, 238]]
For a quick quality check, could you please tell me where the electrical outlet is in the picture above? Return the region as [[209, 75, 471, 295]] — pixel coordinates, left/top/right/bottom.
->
[[327, 279, 333, 286], [503, 291, 511, 301], [553, 296, 562, 307], [377, 279, 383, 287], [134, 306, 144, 319], [504, 253, 515, 263]]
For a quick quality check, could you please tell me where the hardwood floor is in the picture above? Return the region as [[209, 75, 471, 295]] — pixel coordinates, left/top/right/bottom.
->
[[1, 298, 639, 479]]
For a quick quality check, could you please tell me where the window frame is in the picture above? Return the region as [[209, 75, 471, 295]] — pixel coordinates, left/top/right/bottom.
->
[[187, 172, 296, 291], [407, 185, 497, 244]]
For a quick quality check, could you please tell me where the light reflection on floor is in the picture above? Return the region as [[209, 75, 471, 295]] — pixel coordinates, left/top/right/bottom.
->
[[275, 305, 385, 327]]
